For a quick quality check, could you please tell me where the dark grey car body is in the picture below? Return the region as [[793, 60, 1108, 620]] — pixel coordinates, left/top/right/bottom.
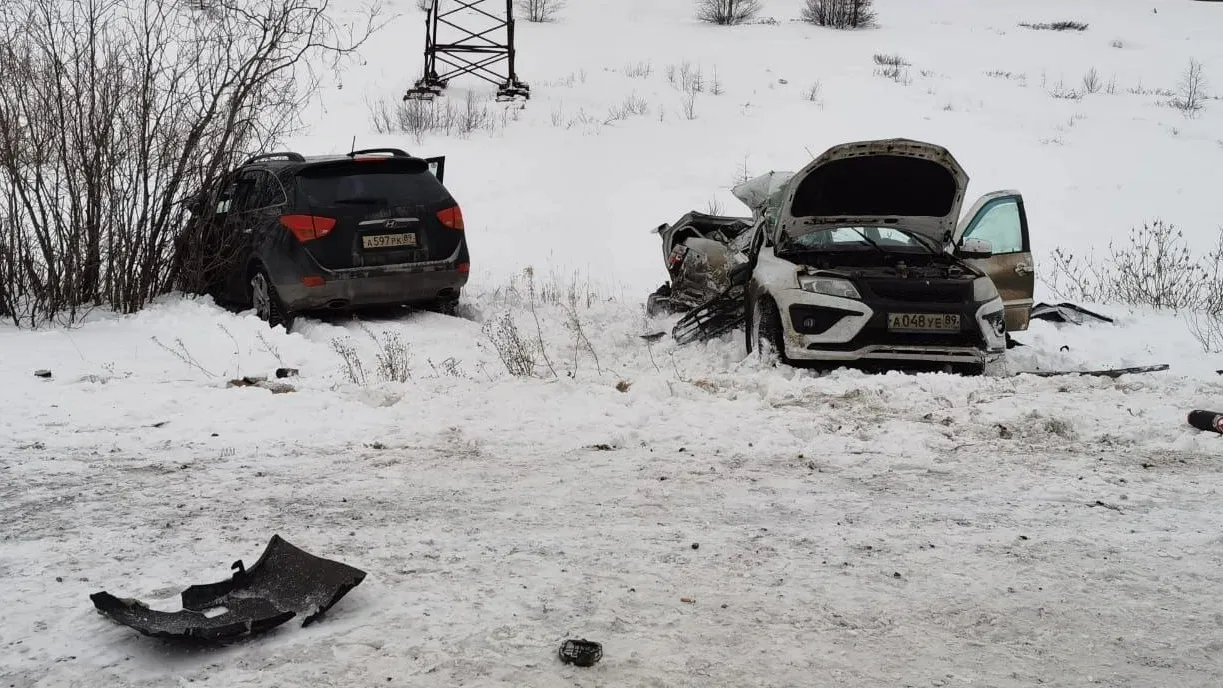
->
[[182, 149, 468, 327]]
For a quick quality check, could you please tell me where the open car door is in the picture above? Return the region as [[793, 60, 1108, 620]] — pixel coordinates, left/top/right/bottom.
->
[[425, 156, 445, 183], [954, 190, 1035, 332]]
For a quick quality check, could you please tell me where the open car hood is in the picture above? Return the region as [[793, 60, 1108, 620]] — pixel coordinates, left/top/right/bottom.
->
[[775, 139, 969, 243]]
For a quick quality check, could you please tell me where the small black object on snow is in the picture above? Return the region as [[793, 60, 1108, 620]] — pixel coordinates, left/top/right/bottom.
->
[[559, 638, 603, 667], [1030, 302, 1114, 325], [34, 369, 52, 378], [90, 534, 365, 642], [640, 331, 666, 342], [275, 367, 299, 378], [1188, 410, 1223, 434]]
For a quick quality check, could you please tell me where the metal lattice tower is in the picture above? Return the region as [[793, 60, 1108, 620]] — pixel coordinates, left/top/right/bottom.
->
[[403, 0, 530, 102]]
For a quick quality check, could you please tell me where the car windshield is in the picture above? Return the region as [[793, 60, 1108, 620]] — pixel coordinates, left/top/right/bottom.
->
[[781, 226, 937, 254]]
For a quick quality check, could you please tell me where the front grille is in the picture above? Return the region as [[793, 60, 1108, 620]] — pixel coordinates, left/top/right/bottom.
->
[[862, 280, 969, 303]]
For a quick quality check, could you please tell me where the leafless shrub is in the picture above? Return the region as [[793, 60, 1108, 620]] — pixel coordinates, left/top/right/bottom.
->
[[1047, 79, 1083, 100], [710, 67, 724, 95], [1042, 221, 1214, 312], [0, 0, 381, 327], [330, 337, 369, 385], [516, 0, 564, 23], [1081, 67, 1102, 94], [416, 0, 431, 10], [1170, 59, 1207, 117], [1110, 39, 1125, 49], [1019, 21, 1088, 32], [706, 197, 724, 215], [369, 91, 503, 141], [804, 80, 823, 103], [801, 0, 876, 29], [667, 61, 705, 93], [151, 336, 217, 378], [695, 0, 761, 25], [561, 286, 601, 378], [371, 331, 412, 382], [873, 53, 909, 68], [481, 312, 537, 377], [606, 93, 650, 122], [623, 61, 653, 79], [875, 62, 910, 85], [681, 91, 698, 120]]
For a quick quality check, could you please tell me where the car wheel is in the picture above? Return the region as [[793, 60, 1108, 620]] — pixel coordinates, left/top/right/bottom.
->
[[250, 268, 293, 331], [749, 297, 790, 365]]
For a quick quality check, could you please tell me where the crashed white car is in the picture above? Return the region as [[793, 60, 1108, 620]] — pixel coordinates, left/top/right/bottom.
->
[[651, 138, 1036, 373]]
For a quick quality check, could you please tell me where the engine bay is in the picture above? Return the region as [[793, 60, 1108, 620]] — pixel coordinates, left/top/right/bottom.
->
[[789, 250, 979, 281]]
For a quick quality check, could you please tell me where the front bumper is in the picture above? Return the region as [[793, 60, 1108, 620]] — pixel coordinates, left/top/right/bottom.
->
[[773, 288, 1006, 364]]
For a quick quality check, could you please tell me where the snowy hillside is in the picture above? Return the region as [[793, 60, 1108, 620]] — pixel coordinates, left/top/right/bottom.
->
[[4, 0, 1223, 686]]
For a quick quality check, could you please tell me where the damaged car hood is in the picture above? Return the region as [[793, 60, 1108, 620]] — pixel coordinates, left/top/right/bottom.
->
[[775, 138, 969, 243]]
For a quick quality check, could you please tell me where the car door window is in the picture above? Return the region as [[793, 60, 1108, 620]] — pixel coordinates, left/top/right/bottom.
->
[[962, 197, 1025, 254]]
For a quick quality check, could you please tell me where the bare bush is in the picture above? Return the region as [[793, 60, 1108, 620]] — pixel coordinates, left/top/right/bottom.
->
[[516, 0, 564, 23], [1081, 67, 1102, 94], [369, 91, 504, 141], [606, 93, 650, 122], [0, 0, 381, 326], [331, 337, 369, 385], [1019, 21, 1088, 32], [1042, 220, 1213, 312], [623, 61, 653, 79], [696, 0, 761, 25], [1171, 59, 1207, 117], [873, 53, 909, 68], [804, 80, 824, 103], [801, 0, 876, 29], [481, 312, 537, 377], [416, 0, 431, 10]]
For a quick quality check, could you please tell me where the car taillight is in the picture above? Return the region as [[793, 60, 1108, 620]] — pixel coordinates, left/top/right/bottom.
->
[[437, 205, 464, 230], [280, 215, 336, 242], [457, 262, 470, 274]]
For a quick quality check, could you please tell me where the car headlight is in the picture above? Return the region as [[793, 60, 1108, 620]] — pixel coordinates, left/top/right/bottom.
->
[[798, 275, 861, 300], [972, 276, 999, 302]]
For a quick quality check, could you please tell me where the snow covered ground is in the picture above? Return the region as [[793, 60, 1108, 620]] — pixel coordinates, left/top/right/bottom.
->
[[4, 0, 1223, 686]]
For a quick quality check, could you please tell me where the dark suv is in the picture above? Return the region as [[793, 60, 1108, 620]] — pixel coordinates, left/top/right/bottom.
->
[[182, 148, 468, 328]]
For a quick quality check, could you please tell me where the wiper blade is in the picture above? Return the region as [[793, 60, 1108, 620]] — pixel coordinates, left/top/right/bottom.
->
[[851, 228, 888, 255]]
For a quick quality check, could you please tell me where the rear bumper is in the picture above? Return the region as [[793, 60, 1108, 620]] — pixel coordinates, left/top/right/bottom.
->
[[278, 264, 468, 312]]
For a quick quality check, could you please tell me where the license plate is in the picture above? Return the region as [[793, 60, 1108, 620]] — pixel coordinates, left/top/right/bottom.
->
[[888, 313, 960, 332], [362, 233, 416, 249]]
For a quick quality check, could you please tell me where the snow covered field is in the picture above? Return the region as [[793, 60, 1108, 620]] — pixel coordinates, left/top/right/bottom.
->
[[4, 0, 1223, 686]]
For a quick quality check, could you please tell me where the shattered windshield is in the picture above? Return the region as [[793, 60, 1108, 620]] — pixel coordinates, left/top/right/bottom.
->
[[781, 226, 937, 254]]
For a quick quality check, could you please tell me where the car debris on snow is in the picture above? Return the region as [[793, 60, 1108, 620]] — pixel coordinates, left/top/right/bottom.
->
[[1029, 302, 1115, 325], [90, 535, 365, 642], [1018, 364, 1169, 378], [1187, 410, 1223, 434], [558, 639, 603, 667]]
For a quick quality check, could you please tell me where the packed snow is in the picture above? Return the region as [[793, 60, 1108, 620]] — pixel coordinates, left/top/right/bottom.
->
[[4, 0, 1223, 686]]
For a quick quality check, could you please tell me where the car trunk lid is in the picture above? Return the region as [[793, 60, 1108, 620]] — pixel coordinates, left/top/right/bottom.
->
[[775, 138, 969, 244], [289, 158, 460, 270]]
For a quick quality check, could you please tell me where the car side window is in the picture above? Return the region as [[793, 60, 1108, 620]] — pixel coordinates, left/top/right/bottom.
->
[[230, 170, 286, 214], [963, 198, 1024, 254]]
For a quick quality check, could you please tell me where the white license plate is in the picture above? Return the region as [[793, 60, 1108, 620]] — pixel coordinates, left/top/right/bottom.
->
[[362, 233, 416, 249], [888, 313, 960, 332]]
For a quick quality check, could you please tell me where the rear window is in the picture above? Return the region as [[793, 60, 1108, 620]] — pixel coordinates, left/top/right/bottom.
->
[[295, 162, 449, 207]]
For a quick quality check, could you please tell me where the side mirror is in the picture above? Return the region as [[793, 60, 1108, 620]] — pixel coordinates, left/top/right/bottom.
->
[[959, 237, 993, 259], [728, 261, 752, 287]]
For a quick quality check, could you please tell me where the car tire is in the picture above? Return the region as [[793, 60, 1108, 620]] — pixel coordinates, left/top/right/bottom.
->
[[250, 268, 293, 331], [430, 294, 461, 317], [748, 296, 790, 365]]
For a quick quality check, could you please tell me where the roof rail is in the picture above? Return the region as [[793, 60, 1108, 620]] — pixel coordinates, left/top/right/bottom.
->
[[348, 147, 411, 158], [243, 151, 306, 165]]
